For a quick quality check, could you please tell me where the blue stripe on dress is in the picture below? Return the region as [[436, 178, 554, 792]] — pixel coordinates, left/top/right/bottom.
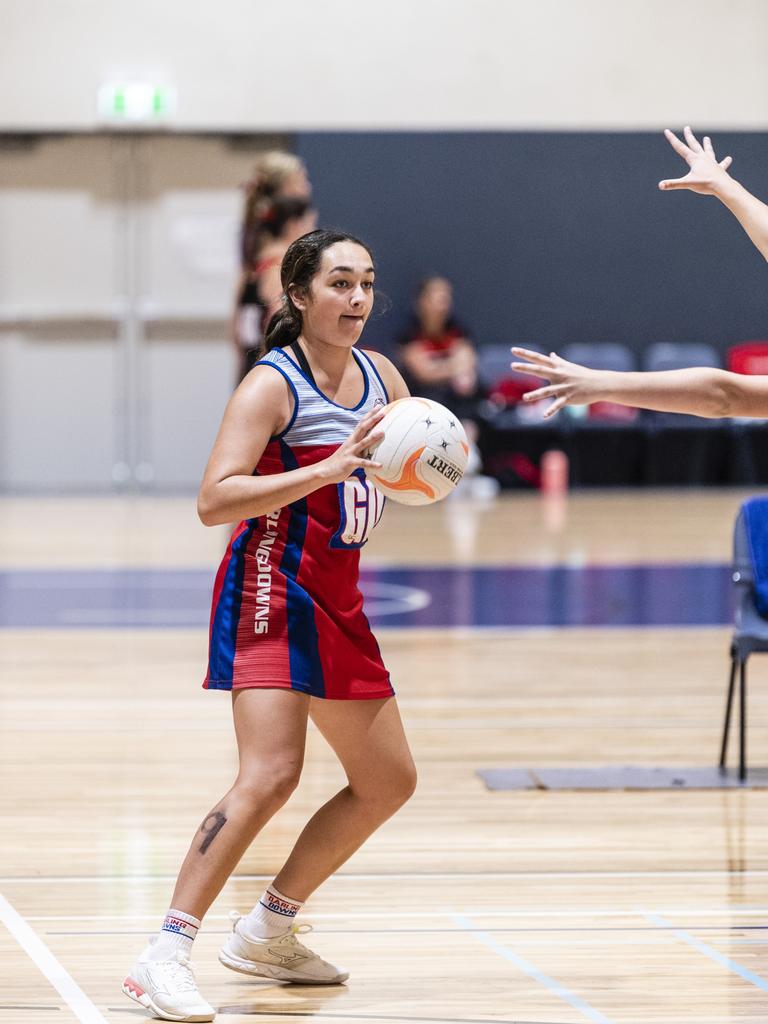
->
[[208, 521, 256, 689], [357, 349, 390, 403], [277, 440, 325, 698]]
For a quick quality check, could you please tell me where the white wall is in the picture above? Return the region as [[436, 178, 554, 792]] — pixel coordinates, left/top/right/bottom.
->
[[0, 135, 260, 489], [3, 0, 768, 131]]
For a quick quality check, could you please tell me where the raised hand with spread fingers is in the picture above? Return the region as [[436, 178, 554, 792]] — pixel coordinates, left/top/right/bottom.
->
[[659, 126, 768, 260], [659, 126, 733, 196]]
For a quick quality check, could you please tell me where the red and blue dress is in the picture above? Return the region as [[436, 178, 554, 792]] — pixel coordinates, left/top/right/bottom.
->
[[204, 346, 393, 700]]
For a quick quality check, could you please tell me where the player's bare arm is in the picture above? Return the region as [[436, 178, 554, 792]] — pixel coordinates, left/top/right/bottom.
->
[[660, 126, 768, 262], [198, 365, 385, 525], [510, 348, 768, 420]]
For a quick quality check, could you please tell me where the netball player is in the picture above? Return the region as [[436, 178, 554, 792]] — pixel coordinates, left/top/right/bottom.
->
[[234, 151, 314, 382], [123, 230, 416, 1022], [511, 127, 768, 417], [234, 195, 317, 381]]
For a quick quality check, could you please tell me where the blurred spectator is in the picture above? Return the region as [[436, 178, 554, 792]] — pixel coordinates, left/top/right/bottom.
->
[[398, 276, 482, 409], [398, 275, 480, 420], [398, 276, 496, 495], [233, 151, 315, 381]]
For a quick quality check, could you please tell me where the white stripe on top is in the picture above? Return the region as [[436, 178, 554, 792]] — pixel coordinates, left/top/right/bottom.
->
[[259, 346, 389, 447]]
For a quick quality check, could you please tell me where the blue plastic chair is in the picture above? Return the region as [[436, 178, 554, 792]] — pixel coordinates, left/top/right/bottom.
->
[[643, 342, 721, 373], [477, 343, 543, 392], [643, 343, 722, 428], [721, 498, 768, 781], [477, 343, 516, 391], [561, 342, 636, 373], [560, 343, 638, 423]]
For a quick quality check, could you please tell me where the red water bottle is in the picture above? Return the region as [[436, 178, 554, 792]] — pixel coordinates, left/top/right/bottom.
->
[[540, 449, 568, 495]]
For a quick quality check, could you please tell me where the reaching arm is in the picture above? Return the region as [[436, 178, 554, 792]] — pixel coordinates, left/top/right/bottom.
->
[[660, 126, 768, 262], [510, 348, 768, 420]]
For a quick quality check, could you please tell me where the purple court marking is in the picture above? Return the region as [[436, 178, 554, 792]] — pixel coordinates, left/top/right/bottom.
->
[[0, 564, 732, 629]]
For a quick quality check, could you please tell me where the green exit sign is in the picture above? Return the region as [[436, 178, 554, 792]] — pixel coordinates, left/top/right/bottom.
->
[[98, 82, 177, 123]]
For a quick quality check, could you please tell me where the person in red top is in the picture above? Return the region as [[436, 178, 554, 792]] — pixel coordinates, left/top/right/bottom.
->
[[233, 196, 317, 381], [398, 276, 479, 413], [232, 151, 316, 383], [398, 276, 486, 476]]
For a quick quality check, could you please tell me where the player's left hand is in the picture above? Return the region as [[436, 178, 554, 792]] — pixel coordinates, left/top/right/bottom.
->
[[510, 348, 604, 418]]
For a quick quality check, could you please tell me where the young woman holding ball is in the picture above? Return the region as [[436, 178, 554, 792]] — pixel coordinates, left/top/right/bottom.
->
[[512, 127, 768, 418], [123, 230, 415, 1022]]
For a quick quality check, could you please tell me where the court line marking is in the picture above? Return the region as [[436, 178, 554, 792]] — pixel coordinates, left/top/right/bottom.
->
[[111, 1011, 570, 1024], [642, 912, 768, 994], [25, 911, 768, 923], [377, 624, 730, 634], [4, 869, 768, 883], [39, 930, 678, 948], [452, 913, 616, 1024], [0, 892, 107, 1024], [0, 1007, 62, 1012], [1, 623, 734, 633]]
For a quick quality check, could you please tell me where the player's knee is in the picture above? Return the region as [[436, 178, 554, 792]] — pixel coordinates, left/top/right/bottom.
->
[[393, 761, 418, 806], [270, 763, 303, 806], [236, 758, 303, 810], [363, 759, 417, 812]]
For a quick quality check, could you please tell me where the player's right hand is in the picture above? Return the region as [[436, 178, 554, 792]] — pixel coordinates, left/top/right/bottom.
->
[[510, 348, 604, 418], [659, 126, 734, 196], [316, 407, 386, 484]]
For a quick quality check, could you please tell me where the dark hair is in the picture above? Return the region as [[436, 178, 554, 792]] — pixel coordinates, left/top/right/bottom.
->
[[416, 274, 452, 299], [257, 196, 313, 240], [262, 229, 373, 353]]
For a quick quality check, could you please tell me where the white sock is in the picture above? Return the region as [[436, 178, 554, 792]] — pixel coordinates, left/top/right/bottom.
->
[[143, 908, 201, 962], [243, 885, 304, 939]]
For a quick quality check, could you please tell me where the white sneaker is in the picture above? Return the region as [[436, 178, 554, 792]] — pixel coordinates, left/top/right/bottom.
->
[[218, 911, 348, 984], [122, 950, 216, 1022]]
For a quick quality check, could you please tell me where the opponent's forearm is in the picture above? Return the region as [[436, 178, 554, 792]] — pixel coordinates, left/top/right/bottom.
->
[[592, 367, 738, 418], [715, 179, 768, 262], [198, 463, 327, 526]]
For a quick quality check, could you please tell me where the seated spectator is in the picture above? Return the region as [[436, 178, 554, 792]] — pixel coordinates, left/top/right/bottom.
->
[[398, 276, 480, 410], [398, 276, 495, 494]]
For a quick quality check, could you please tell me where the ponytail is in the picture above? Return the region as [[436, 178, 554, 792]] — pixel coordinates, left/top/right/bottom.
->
[[263, 304, 302, 352]]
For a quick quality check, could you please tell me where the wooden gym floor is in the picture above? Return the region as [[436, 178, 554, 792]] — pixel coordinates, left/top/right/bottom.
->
[[2, 490, 768, 1023]]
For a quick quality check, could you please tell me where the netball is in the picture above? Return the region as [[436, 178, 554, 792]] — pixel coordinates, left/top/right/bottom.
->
[[367, 397, 469, 505]]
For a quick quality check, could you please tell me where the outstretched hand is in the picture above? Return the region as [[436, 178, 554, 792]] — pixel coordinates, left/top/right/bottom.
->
[[659, 126, 733, 196], [510, 348, 604, 418]]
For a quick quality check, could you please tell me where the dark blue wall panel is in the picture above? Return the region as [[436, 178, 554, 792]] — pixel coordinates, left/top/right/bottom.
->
[[295, 131, 768, 359]]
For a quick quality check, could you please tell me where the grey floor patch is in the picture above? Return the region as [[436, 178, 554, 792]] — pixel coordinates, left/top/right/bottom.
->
[[477, 766, 768, 790]]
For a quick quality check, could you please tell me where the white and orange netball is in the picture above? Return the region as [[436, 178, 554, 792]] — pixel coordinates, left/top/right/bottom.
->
[[367, 397, 469, 505]]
